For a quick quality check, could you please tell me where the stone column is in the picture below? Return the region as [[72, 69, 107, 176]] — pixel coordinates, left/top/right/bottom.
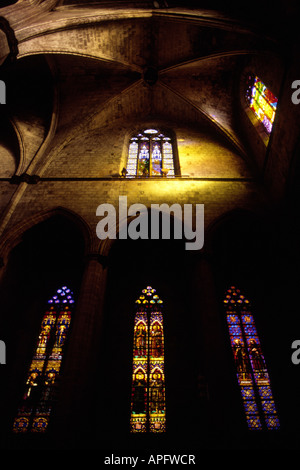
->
[[53, 252, 108, 444], [191, 251, 231, 434]]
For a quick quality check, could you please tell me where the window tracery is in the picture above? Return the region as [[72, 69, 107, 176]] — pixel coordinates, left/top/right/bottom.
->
[[130, 286, 166, 433], [12, 286, 75, 433], [224, 286, 280, 430], [245, 74, 278, 135], [126, 129, 175, 178]]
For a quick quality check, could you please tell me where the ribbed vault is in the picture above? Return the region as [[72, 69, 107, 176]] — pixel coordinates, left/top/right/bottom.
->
[[0, 3, 285, 179]]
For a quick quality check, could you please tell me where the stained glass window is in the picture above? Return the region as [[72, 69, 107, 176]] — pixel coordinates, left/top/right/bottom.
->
[[126, 129, 175, 178], [245, 75, 278, 135], [224, 286, 280, 431], [130, 286, 166, 433], [12, 286, 75, 434]]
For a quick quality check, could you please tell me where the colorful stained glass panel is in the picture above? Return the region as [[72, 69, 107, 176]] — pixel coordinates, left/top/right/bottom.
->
[[224, 286, 279, 431], [130, 286, 166, 433], [13, 286, 75, 434], [126, 130, 175, 178], [246, 75, 278, 134], [151, 142, 162, 176], [137, 141, 150, 176]]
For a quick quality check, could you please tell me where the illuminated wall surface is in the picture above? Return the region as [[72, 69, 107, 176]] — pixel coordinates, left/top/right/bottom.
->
[[130, 286, 166, 433], [126, 129, 175, 178], [224, 286, 280, 430], [12, 286, 75, 433], [246, 75, 278, 134]]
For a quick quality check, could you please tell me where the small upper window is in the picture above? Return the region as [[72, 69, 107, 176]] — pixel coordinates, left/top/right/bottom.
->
[[245, 75, 278, 136], [125, 129, 176, 178]]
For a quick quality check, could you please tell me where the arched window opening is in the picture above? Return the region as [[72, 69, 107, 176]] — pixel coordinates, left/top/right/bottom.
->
[[245, 74, 278, 136], [130, 286, 166, 433], [12, 286, 75, 434], [224, 286, 280, 431], [126, 128, 176, 178]]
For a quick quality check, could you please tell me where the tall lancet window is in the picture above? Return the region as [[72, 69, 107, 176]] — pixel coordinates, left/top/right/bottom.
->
[[126, 129, 175, 178], [130, 286, 166, 433], [13, 286, 75, 433], [224, 286, 280, 431]]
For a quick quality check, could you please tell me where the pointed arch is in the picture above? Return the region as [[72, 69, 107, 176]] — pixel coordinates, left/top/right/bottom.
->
[[0, 206, 93, 265]]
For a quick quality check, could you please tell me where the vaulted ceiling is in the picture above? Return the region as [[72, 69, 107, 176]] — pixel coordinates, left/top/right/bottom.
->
[[0, 0, 296, 179]]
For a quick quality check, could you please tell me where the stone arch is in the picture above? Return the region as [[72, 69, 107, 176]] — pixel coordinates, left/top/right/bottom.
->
[[0, 116, 21, 178], [100, 210, 195, 440], [205, 207, 281, 316], [205, 207, 261, 247], [0, 205, 91, 438], [0, 206, 93, 269], [98, 202, 195, 258]]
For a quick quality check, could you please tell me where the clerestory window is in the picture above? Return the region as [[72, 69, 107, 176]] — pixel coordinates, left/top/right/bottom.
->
[[125, 129, 176, 178], [245, 74, 278, 139]]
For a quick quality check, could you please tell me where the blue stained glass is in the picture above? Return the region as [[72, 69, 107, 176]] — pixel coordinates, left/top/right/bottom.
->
[[151, 143, 162, 176], [228, 325, 242, 336], [241, 387, 255, 400], [261, 400, 277, 413], [244, 400, 259, 413], [257, 386, 272, 399], [13, 285, 75, 434], [243, 326, 258, 337], [246, 416, 262, 429], [227, 314, 239, 323], [265, 416, 280, 429], [224, 286, 280, 431]]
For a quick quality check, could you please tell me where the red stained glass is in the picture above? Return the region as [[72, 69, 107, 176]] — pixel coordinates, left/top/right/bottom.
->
[[246, 75, 278, 135], [130, 286, 166, 433]]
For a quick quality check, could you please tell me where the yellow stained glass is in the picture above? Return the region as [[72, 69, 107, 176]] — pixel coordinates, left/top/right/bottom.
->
[[130, 286, 166, 433], [12, 286, 75, 434]]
